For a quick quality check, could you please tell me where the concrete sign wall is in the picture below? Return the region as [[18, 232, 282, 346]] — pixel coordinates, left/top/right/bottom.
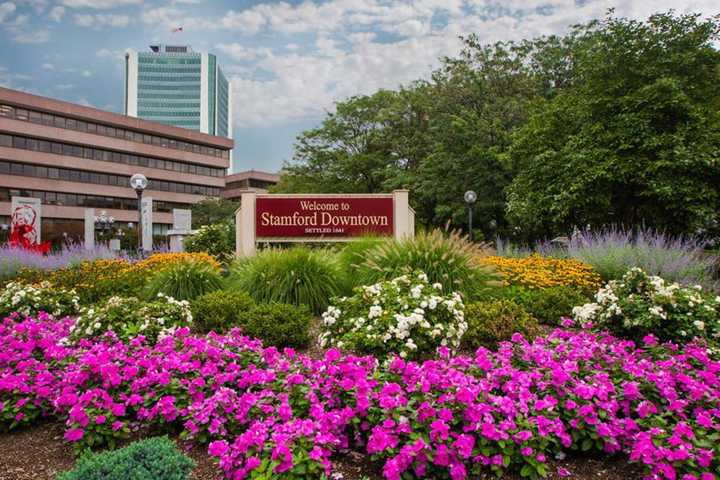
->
[[236, 190, 414, 257], [84, 208, 95, 251], [141, 196, 153, 252], [10, 196, 42, 243]]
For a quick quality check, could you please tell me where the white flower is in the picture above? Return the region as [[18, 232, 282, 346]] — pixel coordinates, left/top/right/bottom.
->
[[694, 320, 705, 331]]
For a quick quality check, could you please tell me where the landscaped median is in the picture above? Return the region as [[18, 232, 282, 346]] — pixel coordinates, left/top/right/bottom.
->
[[1, 312, 718, 480]]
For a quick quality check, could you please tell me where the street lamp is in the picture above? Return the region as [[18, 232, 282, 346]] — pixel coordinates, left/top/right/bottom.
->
[[94, 210, 115, 243], [464, 190, 477, 242], [129, 173, 148, 252]]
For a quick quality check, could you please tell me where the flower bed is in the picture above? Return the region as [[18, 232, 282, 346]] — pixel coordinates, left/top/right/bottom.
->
[[482, 255, 602, 294], [1, 314, 718, 480]]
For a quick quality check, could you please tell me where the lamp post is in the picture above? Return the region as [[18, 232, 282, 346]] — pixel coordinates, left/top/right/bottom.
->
[[129, 173, 148, 253], [94, 210, 115, 244], [464, 190, 477, 242]]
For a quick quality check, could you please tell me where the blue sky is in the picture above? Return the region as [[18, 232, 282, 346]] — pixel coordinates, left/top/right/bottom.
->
[[0, 0, 715, 173]]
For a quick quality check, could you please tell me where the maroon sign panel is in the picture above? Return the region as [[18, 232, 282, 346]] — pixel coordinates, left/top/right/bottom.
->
[[256, 197, 394, 238]]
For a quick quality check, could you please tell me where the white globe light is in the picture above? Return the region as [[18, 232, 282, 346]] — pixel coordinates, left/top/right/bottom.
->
[[464, 190, 477, 204], [130, 173, 148, 190]]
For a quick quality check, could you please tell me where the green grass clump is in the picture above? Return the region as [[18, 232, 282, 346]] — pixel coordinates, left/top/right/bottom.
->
[[463, 300, 542, 350], [58, 436, 194, 480], [191, 290, 256, 333], [355, 229, 501, 300], [237, 303, 311, 349], [227, 246, 343, 314], [145, 259, 223, 301]]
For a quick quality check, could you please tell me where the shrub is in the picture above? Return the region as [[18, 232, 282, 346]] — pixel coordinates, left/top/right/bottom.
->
[[573, 267, 720, 343], [71, 294, 193, 344], [482, 254, 602, 294], [228, 246, 343, 314], [57, 436, 194, 480], [463, 300, 542, 349], [355, 229, 501, 300], [237, 303, 311, 348], [506, 286, 591, 325], [184, 222, 236, 264], [191, 290, 255, 334], [320, 272, 466, 360], [565, 226, 718, 289], [145, 259, 223, 301], [336, 236, 388, 290], [0, 281, 80, 319]]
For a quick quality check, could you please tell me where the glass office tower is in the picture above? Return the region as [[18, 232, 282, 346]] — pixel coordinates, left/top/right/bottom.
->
[[124, 45, 231, 139]]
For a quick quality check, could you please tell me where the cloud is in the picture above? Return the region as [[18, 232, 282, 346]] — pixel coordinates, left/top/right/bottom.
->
[[48, 5, 64, 22], [0, 2, 15, 23], [61, 0, 140, 9], [13, 29, 49, 43], [56, 83, 75, 90], [41, 62, 54, 70], [81, 69, 92, 77], [96, 48, 125, 59], [215, 43, 270, 61], [73, 13, 130, 28]]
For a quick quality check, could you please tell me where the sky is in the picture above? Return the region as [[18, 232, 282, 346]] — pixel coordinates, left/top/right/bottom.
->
[[0, 0, 717, 173]]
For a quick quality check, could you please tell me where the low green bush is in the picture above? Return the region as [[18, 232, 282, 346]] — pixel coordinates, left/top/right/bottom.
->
[[184, 222, 236, 264], [57, 436, 194, 480], [574, 267, 720, 343], [237, 303, 311, 349], [506, 286, 591, 325], [191, 290, 255, 333], [354, 229, 501, 300], [71, 294, 193, 344], [463, 300, 542, 350], [336, 236, 388, 290], [228, 246, 343, 314], [145, 259, 223, 301]]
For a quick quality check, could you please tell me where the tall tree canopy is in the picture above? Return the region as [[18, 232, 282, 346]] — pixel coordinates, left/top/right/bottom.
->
[[276, 11, 720, 241]]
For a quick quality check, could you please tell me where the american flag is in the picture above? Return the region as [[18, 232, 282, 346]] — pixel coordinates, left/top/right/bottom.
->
[[171, 26, 183, 33]]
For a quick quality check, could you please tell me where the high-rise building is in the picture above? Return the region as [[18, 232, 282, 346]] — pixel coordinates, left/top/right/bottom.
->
[[124, 45, 231, 140]]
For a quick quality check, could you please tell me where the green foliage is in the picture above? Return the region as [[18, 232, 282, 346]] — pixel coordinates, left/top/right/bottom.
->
[[57, 436, 194, 480], [320, 273, 466, 360], [574, 268, 720, 343], [506, 13, 720, 239], [0, 281, 80, 319], [463, 300, 542, 350], [336, 236, 388, 290], [354, 229, 501, 300], [144, 259, 223, 302], [184, 222, 236, 264], [227, 247, 343, 314], [190, 197, 239, 228], [71, 294, 193, 344], [191, 290, 255, 334], [503, 286, 591, 325], [237, 303, 311, 349]]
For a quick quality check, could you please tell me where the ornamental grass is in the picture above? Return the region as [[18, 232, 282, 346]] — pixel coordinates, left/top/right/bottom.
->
[[481, 254, 602, 294], [1, 313, 718, 480]]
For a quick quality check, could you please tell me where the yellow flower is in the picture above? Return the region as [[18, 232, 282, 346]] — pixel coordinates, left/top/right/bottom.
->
[[480, 255, 601, 293]]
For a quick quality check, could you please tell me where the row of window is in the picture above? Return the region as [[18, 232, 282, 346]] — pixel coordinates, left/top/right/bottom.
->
[[0, 104, 229, 159], [138, 84, 199, 91], [138, 57, 200, 64], [0, 188, 190, 213], [226, 179, 277, 190], [0, 160, 222, 197], [138, 93, 200, 100], [138, 75, 201, 82], [0, 133, 226, 177], [138, 111, 200, 117], [137, 102, 201, 109], [138, 66, 201, 74]]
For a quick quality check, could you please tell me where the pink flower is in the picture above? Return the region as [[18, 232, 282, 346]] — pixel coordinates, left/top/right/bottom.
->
[[208, 440, 228, 457], [64, 428, 84, 442]]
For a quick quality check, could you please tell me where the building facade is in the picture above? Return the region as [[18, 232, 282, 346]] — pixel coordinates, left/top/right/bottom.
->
[[222, 170, 280, 201], [0, 86, 232, 244], [124, 45, 231, 140]]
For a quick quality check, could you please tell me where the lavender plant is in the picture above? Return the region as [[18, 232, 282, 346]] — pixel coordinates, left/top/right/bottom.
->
[[0, 242, 116, 283]]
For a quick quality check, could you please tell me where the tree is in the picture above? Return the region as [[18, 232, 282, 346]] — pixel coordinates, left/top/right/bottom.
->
[[506, 12, 720, 239], [190, 198, 239, 228]]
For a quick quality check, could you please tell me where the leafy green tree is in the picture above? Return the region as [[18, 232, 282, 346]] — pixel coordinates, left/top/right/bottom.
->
[[507, 12, 720, 239], [190, 198, 239, 228]]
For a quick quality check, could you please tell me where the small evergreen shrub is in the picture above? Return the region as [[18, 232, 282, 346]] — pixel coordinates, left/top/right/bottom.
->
[[237, 303, 311, 349], [320, 272, 466, 360], [71, 294, 193, 344], [463, 300, 542, 350], [355, 229, 501, 300], [509, 286, 591, 325], [0, 281, 80, 319], [145, 259, 224, 301], [228, 247, 343, 314], [57, 436, 194, 480], [574, 268, 720, 343], [191, 290, 255, 333]]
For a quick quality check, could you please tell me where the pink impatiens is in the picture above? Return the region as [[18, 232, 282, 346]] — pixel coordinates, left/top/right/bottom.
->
[[0, 313, 719, 480]]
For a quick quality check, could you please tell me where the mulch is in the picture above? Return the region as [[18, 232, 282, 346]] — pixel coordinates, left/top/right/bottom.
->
[[0, 420, 643, 480]]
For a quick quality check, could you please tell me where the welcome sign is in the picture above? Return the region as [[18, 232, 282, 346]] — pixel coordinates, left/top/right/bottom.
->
[[256, 197, 393, 237], [236, 191, 414, 256]]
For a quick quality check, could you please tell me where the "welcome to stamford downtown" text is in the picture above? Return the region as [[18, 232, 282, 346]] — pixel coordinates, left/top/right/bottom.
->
[[259, 200, 390, 227]]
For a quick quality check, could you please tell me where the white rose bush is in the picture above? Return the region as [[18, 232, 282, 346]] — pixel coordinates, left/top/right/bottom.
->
[[573, 267, 720, 343], [70, 293, 192, 344], [320, 272, 466, 360]]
